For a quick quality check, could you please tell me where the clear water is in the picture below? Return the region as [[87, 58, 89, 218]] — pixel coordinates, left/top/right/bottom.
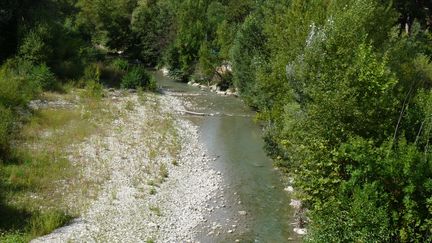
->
[[156, 72, 299, 242]]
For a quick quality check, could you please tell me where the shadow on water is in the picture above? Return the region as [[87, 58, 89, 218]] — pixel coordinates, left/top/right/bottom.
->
[[155, 72, 300, 242]]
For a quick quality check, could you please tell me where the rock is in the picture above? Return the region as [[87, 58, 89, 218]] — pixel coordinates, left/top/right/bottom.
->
[[161, 67, 169, 76], [294, 228, 307, 235], [289, 199, 302, 209], [148, 222, 157, 228], [228, 229, 233, 233], [226, 88, 236, 96], [238, 211, 247, 216], [284, 186, 294, 192]]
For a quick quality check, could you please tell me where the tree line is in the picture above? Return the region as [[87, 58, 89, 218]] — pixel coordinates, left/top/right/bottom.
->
[[1, 0, 432, 241]]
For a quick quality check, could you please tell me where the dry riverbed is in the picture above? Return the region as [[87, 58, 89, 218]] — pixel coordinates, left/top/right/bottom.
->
[[32, 90, 222, 242]]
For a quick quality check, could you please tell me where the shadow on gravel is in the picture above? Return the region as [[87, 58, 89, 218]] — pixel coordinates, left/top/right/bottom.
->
[[0, 163, 73, 240], [0, 203, 31, 232]]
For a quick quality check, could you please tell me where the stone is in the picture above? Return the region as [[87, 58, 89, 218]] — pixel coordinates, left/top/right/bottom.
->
[[289, 199, 302, 209], [284, 186, 294, 192], [238, 211, 247, 216], [294, 228, 307, 235]]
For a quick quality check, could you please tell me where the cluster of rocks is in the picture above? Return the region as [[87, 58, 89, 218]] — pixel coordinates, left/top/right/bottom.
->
[[29, 99, 77, 110], [284, 178, 308, 236], [187, 81, 238, 97]]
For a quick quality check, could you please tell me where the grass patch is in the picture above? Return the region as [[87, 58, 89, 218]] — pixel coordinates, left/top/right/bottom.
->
[[124, 100, 135, 111], [149, 187, 157, 195], [149, 206, 162, 217], [159, 164, 168, 179], [172, 160, 178, 166], [0, 88, 120, 241], [28, 211, 72, 239]]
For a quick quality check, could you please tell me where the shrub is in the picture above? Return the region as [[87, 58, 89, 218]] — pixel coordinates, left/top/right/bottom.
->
[[30, 64, 56, 91], [18, 24, 52, 64], [0, 59, 41, 108], [111, 58, 129, 72], [121, 66, 156, 90], [84, 80, 104, 99], [83, 63, 100, 82], [0, 105, 14, 160], [307, 184, 391, 242]]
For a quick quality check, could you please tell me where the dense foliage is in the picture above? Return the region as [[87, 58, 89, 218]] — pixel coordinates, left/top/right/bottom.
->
[[155, 0, 432, 241], [2, 0, 432, 241]]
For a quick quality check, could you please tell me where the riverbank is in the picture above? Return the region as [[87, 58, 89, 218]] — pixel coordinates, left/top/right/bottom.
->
[[28, 89, 223, 242]]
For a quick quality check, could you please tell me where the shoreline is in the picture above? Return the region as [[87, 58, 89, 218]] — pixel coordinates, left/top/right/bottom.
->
[[32, 91, 222, 242]]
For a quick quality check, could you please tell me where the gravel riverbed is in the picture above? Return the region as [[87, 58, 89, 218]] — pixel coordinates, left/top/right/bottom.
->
[[32, 91, 222, 242]]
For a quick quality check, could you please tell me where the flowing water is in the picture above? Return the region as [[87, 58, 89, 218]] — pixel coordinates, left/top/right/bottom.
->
[[156, 72, 299, 242]]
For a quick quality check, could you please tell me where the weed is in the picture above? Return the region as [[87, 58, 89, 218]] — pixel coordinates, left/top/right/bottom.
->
[[149, 206, 162, 217], [137, 87, 148, 104], [159, 164, 168, 179], [149, 149, 157, 161], [149, 187, 157, 195], [28, 211, 72, 239], [125, 100, 135, 111], [111, 189, 117, 200]]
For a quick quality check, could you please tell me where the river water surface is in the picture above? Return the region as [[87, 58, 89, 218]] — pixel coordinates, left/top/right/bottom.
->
[[156, 72, 299, 242]]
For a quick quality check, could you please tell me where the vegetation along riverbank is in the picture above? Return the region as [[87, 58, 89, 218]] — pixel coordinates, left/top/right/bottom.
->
[[1, 0, 432, 242]]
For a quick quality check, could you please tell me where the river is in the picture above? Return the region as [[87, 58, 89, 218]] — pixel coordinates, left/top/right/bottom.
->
[[156, 72, 299, 242]]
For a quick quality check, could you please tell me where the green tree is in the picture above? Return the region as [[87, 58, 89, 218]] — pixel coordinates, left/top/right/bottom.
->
[[165, 0, 208, 81], [231, 13, 267, 105], [76, 0, 137, 50], [131, 0, 174, 66]]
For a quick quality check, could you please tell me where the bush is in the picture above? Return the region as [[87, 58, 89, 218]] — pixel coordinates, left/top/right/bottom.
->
[[30, 64, 56, 91], [83, 63, 100, 83], [0, 59, 41, 108], [307, 182, 391, 242], [0, 105, 14, 160], [111, 58, 129, 72], [121, 66, 156, 90], [18, 24, 51, 64], [84, 80, 104, 99]]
